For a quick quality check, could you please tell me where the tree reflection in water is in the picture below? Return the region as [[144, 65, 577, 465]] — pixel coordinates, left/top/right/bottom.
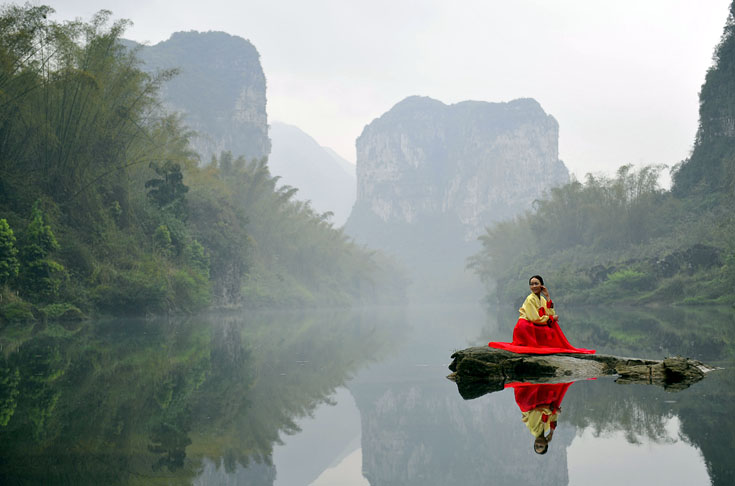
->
[[0, 309, 398, 485]]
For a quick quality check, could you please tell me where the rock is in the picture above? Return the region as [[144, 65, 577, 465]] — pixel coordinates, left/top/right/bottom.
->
[[448, 346, 714, 399], [345, 96, 569, 272], [129, 31, 270, 162]]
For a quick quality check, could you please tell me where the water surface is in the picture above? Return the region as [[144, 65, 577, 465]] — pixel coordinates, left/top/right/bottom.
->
[[0, 304, 731, 485]]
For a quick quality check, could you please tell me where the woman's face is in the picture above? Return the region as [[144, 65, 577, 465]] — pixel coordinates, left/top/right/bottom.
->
[[534, 437, 549, 454], [529, 278, 543, 295]]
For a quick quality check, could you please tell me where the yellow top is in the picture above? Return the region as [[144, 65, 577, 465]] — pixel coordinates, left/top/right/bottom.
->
[[521, 408, 558, 437], [519, 293, 556, 324]]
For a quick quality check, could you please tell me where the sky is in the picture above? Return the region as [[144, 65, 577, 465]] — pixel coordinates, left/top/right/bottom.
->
[[43, 0, 731, 184]]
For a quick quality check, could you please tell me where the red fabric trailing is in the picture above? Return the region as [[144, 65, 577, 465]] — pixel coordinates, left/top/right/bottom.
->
[[504, 381, 573, 413], [538, 307, 546, 317], [489, 318, 595, 354]]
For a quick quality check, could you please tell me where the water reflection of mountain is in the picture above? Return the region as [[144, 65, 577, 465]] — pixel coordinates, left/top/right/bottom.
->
[[353, 372, 729, 486], [1, 304, 732, 485], [0, 309, 399, 485], [352, 380, 574, 485]]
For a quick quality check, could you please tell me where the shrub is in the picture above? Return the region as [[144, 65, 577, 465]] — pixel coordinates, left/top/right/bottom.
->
[[0, 301, 35, 323], [39, 303, 85, 321], [91, 266, 169, 315], [170, 269, 210, 312]]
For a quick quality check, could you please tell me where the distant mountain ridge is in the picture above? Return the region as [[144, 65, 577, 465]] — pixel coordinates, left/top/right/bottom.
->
[[129, 31, 270, 162], [268, 122, 356, 226]]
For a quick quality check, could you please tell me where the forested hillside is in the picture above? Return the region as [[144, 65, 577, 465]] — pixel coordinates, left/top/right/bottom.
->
[[471, 2, 735, 307], [0, 5, 401, 323]]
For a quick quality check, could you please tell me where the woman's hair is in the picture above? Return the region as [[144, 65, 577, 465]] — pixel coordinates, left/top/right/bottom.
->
[[529, 275, 544, 286]]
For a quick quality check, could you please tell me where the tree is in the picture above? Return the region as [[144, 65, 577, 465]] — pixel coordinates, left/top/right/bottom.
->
[[18, 202, 65, 301], [0, 219, 19, 286], [146, 161, 189, 219]]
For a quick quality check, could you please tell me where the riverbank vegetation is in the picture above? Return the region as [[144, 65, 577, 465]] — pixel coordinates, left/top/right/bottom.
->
[[0, 5, 403, 323], [470, 3, 735, 308]]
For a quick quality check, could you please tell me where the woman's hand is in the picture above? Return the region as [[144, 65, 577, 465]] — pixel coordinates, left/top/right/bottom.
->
[[541, 285, 550, 299]]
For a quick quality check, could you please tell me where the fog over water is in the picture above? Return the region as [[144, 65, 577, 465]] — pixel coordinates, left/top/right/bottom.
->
[[3, 304, 730, 485]]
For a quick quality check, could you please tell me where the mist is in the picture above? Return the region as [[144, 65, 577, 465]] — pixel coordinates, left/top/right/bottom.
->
[[1, 2, 734, 485]]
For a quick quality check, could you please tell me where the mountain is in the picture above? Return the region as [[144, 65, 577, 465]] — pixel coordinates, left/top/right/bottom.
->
[[129, 34, 357, 226], [268, 122, 356, 226], [129, 31, 270, 162], [345, 96, 569, 275], [673, 2, 735, 196]]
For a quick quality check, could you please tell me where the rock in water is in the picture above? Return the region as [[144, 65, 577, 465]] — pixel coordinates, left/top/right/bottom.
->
[[447, 346, 715, 400]]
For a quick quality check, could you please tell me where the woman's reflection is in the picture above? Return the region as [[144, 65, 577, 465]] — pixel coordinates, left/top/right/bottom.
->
[[505, 382, 573, 454]]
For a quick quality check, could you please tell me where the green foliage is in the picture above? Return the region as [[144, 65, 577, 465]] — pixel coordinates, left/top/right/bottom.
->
[[91, 261, 169, 315], [146, 161, 189, 219], [15, 202, 66, 303], [0, 366, 20, 427], [673, 2, 735, 196], [598, 269, 655, 299], [0, 300, 34, 323], [0, 4, 400, 318], [171, 269, 211, 312], [470, 0, 735, 306], [0, 219, 19, 285], [21, 202, 59, 262], [39, 303, 84, 321], [200, 152, 401, 307], [183, 239, 209, 278], [0, 308, 394, 482], [153, 224, 174, 257], [471, 164, 733, 306]]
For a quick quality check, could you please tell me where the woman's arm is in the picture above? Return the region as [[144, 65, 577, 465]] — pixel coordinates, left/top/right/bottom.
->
[[541, 286, 556, 317], [521, 295, 550, 324]]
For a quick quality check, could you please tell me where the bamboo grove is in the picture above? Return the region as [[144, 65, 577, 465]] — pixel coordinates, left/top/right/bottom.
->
[[0, 5, 403, 322]]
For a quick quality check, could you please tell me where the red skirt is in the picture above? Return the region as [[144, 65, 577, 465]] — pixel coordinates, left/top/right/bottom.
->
[[505, 381, 573, 412], [489, 318, 595, 354]]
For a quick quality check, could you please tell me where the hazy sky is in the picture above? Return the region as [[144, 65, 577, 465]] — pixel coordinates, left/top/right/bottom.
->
[[46, 0, 730, 183]]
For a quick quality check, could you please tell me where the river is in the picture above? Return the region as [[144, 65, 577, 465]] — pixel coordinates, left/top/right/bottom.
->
[[0, 303, 732, 485]]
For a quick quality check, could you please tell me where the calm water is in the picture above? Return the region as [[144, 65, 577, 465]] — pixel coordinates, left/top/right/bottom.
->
[[0, 303, 732, 485]]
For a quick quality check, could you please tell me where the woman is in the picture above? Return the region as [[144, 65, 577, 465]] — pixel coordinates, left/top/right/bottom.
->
[[489, 275, 595, 354], [506, 381, 573, 455]]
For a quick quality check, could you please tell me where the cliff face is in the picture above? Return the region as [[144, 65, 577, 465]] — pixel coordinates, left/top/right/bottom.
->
[[673, 2, 735, 195], [133, 31, 270, 161], [346, 96, 569, 269]]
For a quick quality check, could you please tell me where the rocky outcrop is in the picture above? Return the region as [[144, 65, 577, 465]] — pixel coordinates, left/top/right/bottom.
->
[[448, 347, 714, 400], [132, 31, 270, 162], [346, 96, 568, 270]]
